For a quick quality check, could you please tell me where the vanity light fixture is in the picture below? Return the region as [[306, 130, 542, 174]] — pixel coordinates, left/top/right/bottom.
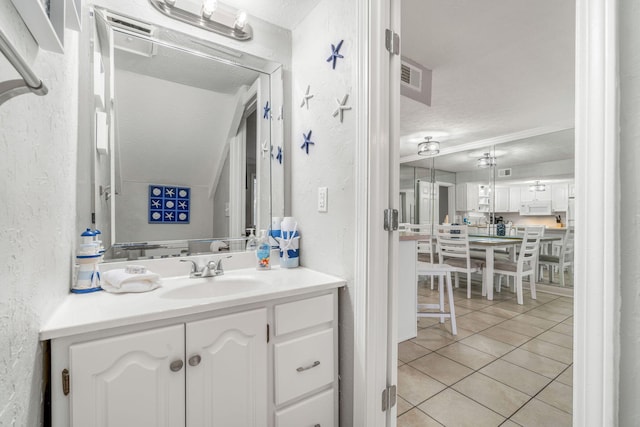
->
[[417, 136, 440, 156], [234, 10, 248, 30], [529, 180, 546, 192], [202, 0, 218, 18], [149, 0, 253, 41], [477, 153, 497, 168]]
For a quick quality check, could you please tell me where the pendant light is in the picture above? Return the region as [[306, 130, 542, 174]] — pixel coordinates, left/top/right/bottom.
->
[[417, 136, 440, 156]]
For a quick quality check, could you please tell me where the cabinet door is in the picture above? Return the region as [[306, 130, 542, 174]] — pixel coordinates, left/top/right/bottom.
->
[[509, 186, 521, 212], [466, 183, 479, 211], [69, 325, 185, 427], [186, 308, 267, 427], [494, 187, 509, 212], [551, 184, 569, 211], [520, 186, 535, 202], [455, 183, 467, 211]]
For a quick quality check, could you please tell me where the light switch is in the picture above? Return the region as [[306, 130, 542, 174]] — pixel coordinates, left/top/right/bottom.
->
[[318, 187, 328, 212]]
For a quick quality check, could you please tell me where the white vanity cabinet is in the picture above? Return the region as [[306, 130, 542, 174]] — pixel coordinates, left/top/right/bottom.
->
[[186, 309, 268, 427], [48, 289, 339, 427], [272, 293, 339, 427], [66, 309, 267, 427], [69, 325, 186, 427]]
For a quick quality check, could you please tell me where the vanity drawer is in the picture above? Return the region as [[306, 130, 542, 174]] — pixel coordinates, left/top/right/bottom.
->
[[274, 293, 334, 336], [275, 389, 334, 427], [274, 328, 334, 405]]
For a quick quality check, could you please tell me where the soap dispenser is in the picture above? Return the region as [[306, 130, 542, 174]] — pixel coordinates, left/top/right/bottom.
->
[[256, 229, 271, 270], [246, 228, 257, 251]]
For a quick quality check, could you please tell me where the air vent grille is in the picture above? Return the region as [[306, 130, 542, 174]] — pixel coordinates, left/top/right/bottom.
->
[[400, 57, 431, 106], [498, 168, 512, 177], [401, 62, 422, 91], [105, 11, 154, 36]]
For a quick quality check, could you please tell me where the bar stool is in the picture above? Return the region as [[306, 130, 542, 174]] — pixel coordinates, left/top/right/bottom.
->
[[416, 262, 457, 335]]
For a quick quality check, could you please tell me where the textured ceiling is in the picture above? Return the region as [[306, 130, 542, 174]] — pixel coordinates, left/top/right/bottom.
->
[[400, 0, 576, 158], [405, 128, 575, 172], [222, 0, 321, 30]]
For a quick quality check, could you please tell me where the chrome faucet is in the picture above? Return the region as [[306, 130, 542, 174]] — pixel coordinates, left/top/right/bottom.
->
[[180, 256, 231, 278]]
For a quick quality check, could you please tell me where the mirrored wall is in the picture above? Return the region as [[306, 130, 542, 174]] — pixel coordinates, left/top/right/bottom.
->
[[401, 129, 575, 287]]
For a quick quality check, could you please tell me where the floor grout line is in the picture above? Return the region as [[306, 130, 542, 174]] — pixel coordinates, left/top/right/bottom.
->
[[398, 280, 574, 426]]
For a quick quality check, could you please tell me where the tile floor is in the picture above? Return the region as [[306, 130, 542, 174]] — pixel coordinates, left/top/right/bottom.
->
[[397, 279, 573, 427]]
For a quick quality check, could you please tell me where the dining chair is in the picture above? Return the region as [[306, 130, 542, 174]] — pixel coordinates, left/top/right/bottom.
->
[[416, 258, 457, 335], [538, 227, 574, 286], [436, 225, 485, 299], [495, 226, 544, 305]]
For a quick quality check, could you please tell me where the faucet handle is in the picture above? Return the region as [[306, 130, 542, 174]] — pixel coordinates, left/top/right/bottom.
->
[[208, 255, 232, 273], [180, 259, 199, 274]]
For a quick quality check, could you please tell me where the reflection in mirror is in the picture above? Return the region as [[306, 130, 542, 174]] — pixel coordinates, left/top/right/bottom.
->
[[409, 128, 575, 287], [86, 9, 283, 261]]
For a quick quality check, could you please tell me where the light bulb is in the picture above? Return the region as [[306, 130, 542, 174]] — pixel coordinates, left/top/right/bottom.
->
[[202, 0, 217, 17], [234, 10, 248, 30]]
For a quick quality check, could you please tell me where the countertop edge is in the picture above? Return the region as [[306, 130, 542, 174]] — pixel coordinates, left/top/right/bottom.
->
[[40, 270, 346, 341]]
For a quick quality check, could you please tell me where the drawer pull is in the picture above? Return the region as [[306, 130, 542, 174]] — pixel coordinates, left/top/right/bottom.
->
[[296, 360, 320, 372]]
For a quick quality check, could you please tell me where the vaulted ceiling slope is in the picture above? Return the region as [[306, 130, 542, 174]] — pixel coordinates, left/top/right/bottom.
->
[[400, 0, 575, 158]]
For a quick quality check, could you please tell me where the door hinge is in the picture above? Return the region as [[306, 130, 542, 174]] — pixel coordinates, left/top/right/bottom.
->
[[385, 29, 400, 55], [266, 324, 270, 343], [381, 384, 397, 411], [62, 369, 70, 396], [383, 208, 399, 231]]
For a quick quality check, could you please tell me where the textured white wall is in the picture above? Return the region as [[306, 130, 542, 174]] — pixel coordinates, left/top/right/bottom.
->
[[0, 0, 79, 424], [618, 0, 640, 423], [290, 0, 356, 424]]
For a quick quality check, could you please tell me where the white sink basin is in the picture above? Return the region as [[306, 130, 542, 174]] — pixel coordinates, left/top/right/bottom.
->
[[162, 275, 266, 299]]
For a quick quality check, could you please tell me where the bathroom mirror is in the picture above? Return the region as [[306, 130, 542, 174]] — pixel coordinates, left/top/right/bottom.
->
[[86, 8, 284, 261]]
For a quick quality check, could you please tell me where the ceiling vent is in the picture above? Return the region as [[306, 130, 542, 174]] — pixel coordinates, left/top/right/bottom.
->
[[498, 168, 512, 177], [104, 11, 154, 36], [104, 11, 157, 57], [401, 56, 432, 107]]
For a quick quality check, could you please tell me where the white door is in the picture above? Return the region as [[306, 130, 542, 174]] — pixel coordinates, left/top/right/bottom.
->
[[185, 308, 267, 427], [69, 325, 185, 427], [418, 180, 439, 225]]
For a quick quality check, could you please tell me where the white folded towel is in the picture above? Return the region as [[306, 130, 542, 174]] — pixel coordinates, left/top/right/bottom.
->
[[102, 269, 162, 294]]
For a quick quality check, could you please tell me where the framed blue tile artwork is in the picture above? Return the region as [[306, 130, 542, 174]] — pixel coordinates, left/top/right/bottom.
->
[[149, 185, 190, 224]]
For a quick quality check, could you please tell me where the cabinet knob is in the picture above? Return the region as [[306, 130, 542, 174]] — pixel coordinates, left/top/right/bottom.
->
[[170, 360, 184, 372], [188, 355, 202, 367]]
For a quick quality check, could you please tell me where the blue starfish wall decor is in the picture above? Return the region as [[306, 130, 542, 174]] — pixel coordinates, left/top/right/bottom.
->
[[326, 39, 344, 70], [301, 130, 315, 154], [263, 101, 271, 119], [276, 146, 283, 164]]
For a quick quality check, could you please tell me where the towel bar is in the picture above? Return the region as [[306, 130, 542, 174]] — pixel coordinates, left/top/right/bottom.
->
[[0, 27, 48, 106]]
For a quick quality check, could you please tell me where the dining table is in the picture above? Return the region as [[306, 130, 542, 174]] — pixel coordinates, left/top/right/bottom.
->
[[469, 234, 562, 300]]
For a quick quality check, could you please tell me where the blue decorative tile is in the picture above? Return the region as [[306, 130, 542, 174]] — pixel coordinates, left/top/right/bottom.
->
[[149, 185, 190, 224]]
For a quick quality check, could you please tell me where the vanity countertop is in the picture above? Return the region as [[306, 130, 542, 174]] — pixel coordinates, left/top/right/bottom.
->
[[40, 267, 345, 341]]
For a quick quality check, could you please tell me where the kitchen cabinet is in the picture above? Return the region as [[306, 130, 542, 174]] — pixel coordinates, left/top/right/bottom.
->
[[51, 291, 339, 427], [494, 187, 510, 212], [509, 186, 521, 212], [551, 184, 569, 212], [456, 183, 479, 212], [478, 185, 491, 212]]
